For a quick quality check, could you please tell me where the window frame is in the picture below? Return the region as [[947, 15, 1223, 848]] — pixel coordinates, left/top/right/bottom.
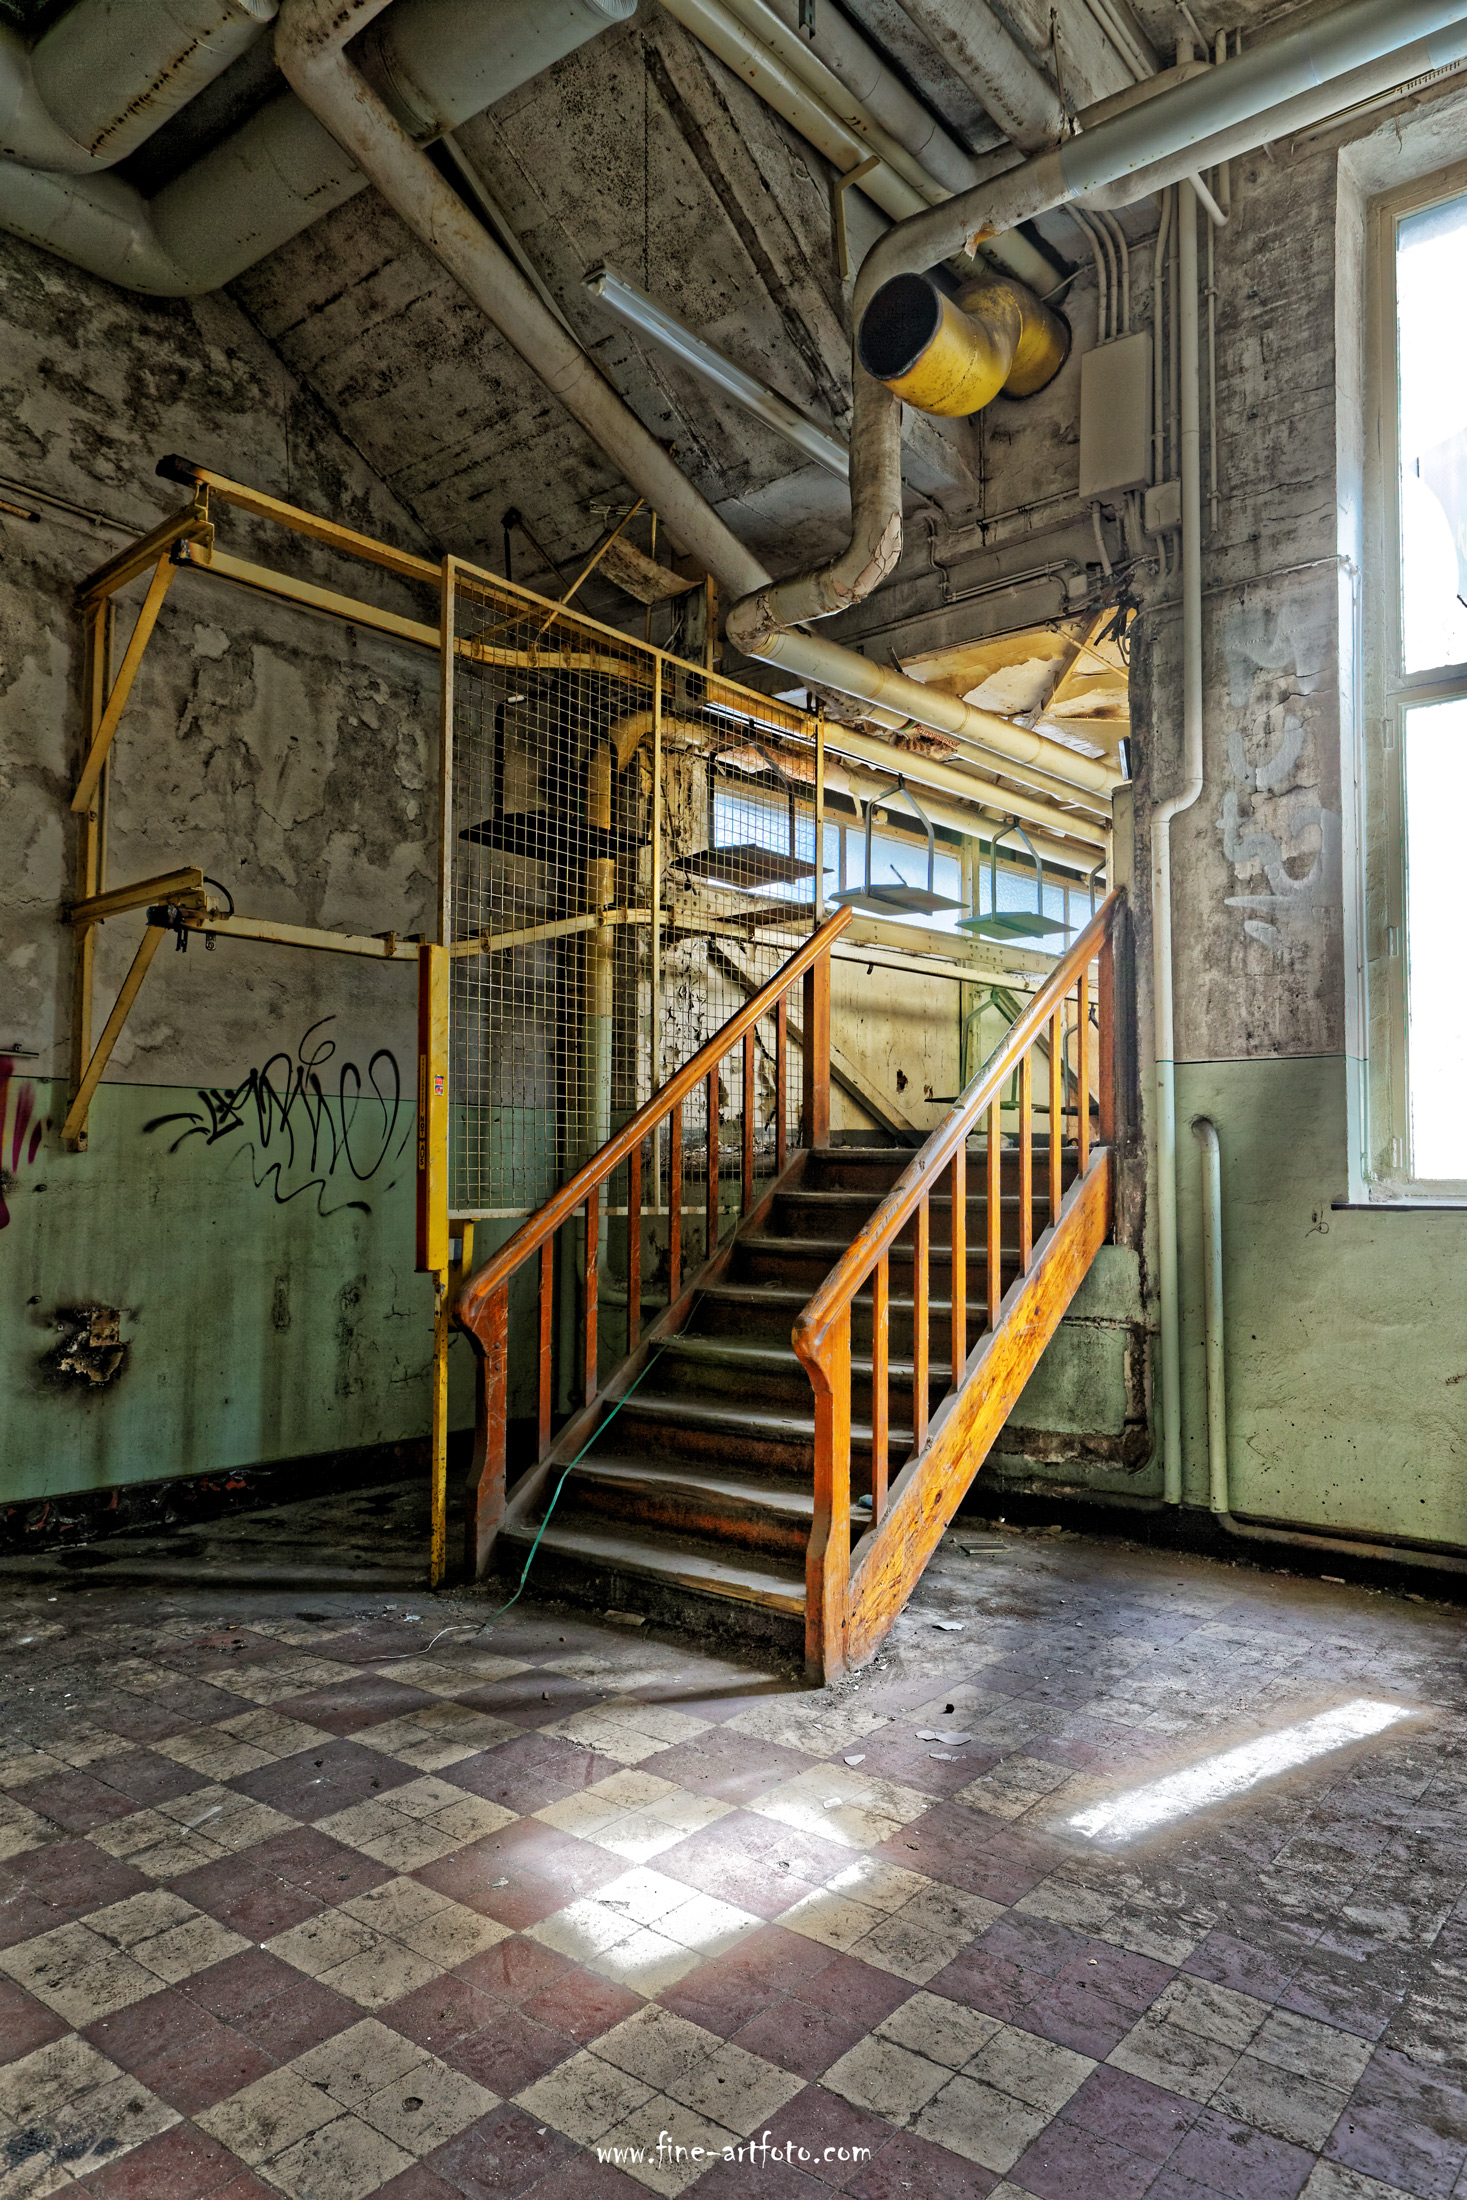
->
[[1363, 156, 1467, 1196]]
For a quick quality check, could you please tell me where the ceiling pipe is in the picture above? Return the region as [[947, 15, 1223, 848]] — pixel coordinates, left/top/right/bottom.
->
[[726, 0, 1467, 682], [273, 0, 766, 599], [895, 0, 1069, 153], [0, 0, 275, 174], [818, 721, 1110, 856], [657, 0, 1056, 291], [0, 0, 636, 294]]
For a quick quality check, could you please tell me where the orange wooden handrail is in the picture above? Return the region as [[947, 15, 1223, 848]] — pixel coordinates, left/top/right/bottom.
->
[[458, 904, 853, 1337], [792, 892, 1119, 1368], [792, 890, 1121, 1681]]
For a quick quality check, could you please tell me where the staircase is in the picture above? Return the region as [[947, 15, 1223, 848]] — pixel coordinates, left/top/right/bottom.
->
[[456, 896, 1122, 1680]]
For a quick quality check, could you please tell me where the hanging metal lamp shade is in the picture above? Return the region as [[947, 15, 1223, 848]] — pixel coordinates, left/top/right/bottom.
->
[[831, 776, 962, 916], [960, 819, 1069, 941]]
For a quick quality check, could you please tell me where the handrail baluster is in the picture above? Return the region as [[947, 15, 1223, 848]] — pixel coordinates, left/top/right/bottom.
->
[[537, 1242, 553, 1458], [987, 1092, 1002, 1332], [1077, 970, 1091, 1180], [913, 1198, 929, 1452], [775, 991, 788, 1175], [627, 1139, 642, 1352], [1049, 1005, 1063, 1224], [584, 1186, 599, 1405], [1018, 1052, 1033, 1275], [668, 1101, 683, 1303], [742, 1028, 756, 1215], [871, 1250, 889, 1523], [950, 1142, 966, 1387], [706, 1066, 720, 1256]]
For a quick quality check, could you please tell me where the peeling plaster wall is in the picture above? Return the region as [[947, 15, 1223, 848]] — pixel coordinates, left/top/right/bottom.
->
[[0, 227, 465, 1509]]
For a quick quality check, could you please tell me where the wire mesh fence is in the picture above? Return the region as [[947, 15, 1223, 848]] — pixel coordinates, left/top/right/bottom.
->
[[443, 563, 821, 1236]]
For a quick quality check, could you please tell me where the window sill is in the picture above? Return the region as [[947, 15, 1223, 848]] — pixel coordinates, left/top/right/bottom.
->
[[1331, 1198, 1467, 1212]]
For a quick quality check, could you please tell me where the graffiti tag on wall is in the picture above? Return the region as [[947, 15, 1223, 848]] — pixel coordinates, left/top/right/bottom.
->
[[143, 1019, 409, 1217], [1218, 603, 1341, 957], [0, 1058, 45, 1230]]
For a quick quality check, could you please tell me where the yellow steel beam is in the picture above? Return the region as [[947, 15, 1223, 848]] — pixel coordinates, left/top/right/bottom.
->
[[61, 923, 166, 1146], [69, 867, 207, 926], [158, 456, 440, 590], [75, 494, 212, 604], [181, 912, 419, 960], [450, 908, 652, 958], [174, 539, 441, 651], [71, 557, 179, 814]]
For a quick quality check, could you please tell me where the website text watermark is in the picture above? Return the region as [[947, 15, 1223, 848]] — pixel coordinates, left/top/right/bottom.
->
[[595, 2129, 872, 2171]]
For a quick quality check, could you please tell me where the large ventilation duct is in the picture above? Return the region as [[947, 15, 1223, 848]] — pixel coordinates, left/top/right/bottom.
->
[[0, 0, 276, 174], [857, 269, 1069, 416], [0, 0, 635, 294]]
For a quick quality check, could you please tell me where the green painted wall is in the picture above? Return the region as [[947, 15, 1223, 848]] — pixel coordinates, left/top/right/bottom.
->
[[0, 1077, 475, 1507]]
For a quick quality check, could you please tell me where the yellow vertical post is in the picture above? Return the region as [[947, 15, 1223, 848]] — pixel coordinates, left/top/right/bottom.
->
[[814, 707, 825, 926], [68, 599, 111, 1150], [425, 557, 456, 1585]]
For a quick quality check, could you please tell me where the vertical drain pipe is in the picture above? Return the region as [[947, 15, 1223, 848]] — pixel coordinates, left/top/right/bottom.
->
[[1194, 1117, 1229, 1513], [1151, 177, 1204, 1505]]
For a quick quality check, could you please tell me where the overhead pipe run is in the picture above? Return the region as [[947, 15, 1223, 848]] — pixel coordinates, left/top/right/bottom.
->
[[726, 0, 1467, 688], [0, 0, 275, 173], [0, 0, 638, 294], [895, 0, 1070, 153]]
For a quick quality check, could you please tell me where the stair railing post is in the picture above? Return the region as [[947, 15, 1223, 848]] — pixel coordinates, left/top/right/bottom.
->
[[802, 946, 831, 1149], [1097, 926, 1116, 1147], [871, 1252, 889, 1523], [949, 1142, 966, 1388], [537, 1242, 554, 1460], [775, 990, 789, 1174], [1018, 1052, 1034, 1275], [742, 1027, 756, 1216], [987, 1094, 1003, 1331], [806, 1307, 851, 1683], [584, 1186, 599, 1405], [465, 1280, 509, 1580]]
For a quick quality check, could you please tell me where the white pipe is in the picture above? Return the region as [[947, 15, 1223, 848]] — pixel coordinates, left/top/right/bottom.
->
[[896, 0, 1069, 153], [0, 0, 274, 174], [0, 0, 636, 294], [815, 719, 1111, 854], [658, 0, 1056, 293], [1151, 179, 1204, 1507], [273, 0, 767, 603], [585, 263, 850, 479]]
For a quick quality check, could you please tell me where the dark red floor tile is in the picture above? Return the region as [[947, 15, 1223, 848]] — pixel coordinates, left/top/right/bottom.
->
[[226, 1738, 417, 1820], [729, 1996, 872, 2077], [1168, 2108, 1313, 2200], [441, 1733, 607, 1813], [283, 1675, 440, 1736], [654, 1811, 850, 1921], [657, 1926, 836, 2035], [72, 2120, 253, 2198], [180, 1946, 304, 2020], [0, 1976, 68, 2058], [844, 2126, 998, 2199], [1059, 2065, 1200, 2160], [104, 2003, 274, 2112], [1182, 1929, 1298, 2004], [440, 1930, 568, 2006], [1279, 1950, 1410, 2040], [789, 1953, 909, 2031], [147, 1679, 255, 1726], [694, 2157, 831, 2198], [0, 1890, 67, 1949], [519, 2156, 647, 2200], [1022, 1944, 1175, 2057], [6, 1840, 148, 1915], [170, 1852, 324, 1941], [10, 1768, 141, 1839], [520, 1964, 643, 2042], [1325, 2047, 1467, 2199], [426, 2103, 579, 2199], [851, 1730, 1003, 1795], [438, 2004, 576, 2095], [226, 1973, 362, 2062], [451, 1675, 606, 1729], [374, 2168, 466, 2200], [246, 1824, 391, 1903], [90, 1748, 205, 1807], [879, 1804, 1069, 1903], [758, 2088, 899, 2189], [86, 1697, 193, 1746], [386, 1974, 496, 2054], [638, 1733, 811, 1804], [416, 1827, 622, 1927], [1013, 2117, 1164, 2200]]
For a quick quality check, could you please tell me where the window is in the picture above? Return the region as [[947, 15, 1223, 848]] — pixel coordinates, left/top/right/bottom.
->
[[1364, 168, 1467, 1192]]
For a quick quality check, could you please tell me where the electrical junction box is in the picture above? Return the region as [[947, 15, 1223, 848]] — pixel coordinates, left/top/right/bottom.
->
[[1144, 477, 1181, 532], [1079, 330, 1152, 499]]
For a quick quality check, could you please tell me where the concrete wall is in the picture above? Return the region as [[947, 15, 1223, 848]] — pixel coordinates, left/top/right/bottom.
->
[[0, 228, 466, 1512]]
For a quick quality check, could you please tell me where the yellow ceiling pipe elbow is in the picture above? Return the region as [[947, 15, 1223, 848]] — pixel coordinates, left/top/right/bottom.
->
[[856, 269, 1068, 416]]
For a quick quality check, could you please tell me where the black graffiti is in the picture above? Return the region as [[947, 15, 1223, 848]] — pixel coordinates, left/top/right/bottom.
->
[[144, 1020, 409, 1217]]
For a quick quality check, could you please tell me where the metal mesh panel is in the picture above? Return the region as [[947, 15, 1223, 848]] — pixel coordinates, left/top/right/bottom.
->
[[445, 566, 818, 1222]]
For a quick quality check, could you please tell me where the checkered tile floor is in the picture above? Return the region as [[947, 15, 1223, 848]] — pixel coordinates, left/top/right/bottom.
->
[[2, 1508, 1465, 2200]]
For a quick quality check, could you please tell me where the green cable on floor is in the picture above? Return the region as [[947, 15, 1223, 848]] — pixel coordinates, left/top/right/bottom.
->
[[476, 1341, 670, 1630]]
